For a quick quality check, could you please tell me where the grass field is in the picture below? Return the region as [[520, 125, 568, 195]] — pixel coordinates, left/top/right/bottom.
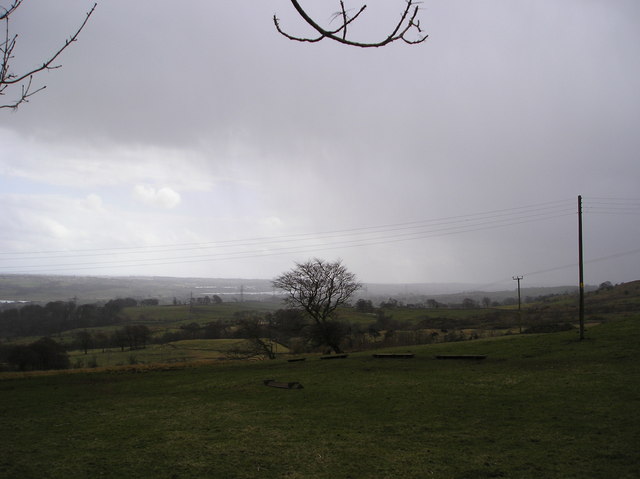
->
[[120, 302, 514, 329], [67, 338, 291, 368], [122, 301, 283, 327], [1, 317, 638, 478]]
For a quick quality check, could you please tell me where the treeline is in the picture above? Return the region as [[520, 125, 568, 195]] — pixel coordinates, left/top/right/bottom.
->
[[0, 298, 143, 338], [0, 337, 70, 371], [0, 324, 154, 372], [358, 299, 519, 330], [362, 294, 564, 310], [73, 324, 152, 354], [3, 286, 609, 371]]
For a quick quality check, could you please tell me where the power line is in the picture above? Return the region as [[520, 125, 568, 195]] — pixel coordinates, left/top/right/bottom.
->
[[1, 211, 577, 273], [1, 196, 637, 278], [478, 246, 640, 290], [0, 206, 575, 273], [0, 198, 573, 258], [583, 197, 640, 216], [0, 209, 574, 264]]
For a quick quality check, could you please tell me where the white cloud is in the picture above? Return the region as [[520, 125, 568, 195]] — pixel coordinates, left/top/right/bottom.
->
[[0, 129, 220, 191], [39, 218, 71, 239], [260, 216, 284, 228], [133, 184, 181, 209], [81, 193, 103, 210], [0, 1, 639, 285]]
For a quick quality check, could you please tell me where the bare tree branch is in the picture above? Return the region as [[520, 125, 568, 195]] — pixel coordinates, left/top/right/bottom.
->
[[274, 0, 427, 48], [273, 258, 361, 353], [0, 2, 97, 109], [0, 0, 23, 22], [1, 1, 423, 111]]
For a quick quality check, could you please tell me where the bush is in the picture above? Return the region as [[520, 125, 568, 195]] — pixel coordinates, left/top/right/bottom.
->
[[5, 337, 70, 371], [524, 323, 575, 334], [88, 355, 99, 368]]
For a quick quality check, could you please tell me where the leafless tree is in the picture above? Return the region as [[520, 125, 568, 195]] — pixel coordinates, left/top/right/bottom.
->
[[225, 338, 277, 360], [2, 1, 423, 111], [233, 318, 278, 360], [273, 258, 361, 353], [0, 1, 97, 109], [274, 0, 427, 47]]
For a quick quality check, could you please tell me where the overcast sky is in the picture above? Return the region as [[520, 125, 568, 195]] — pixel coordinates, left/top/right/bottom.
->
[[1, 0, 639, 288]]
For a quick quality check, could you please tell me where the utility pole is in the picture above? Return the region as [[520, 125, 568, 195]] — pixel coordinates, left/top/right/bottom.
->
[[578, 195, 585, 340], [513, 276, 523, 333]]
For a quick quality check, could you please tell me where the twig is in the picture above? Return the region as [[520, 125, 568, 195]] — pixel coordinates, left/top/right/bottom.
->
[[274, 0, 427, 48], [0, 2, 97, 109]]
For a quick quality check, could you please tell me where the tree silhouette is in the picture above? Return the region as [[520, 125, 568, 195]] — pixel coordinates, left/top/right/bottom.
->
[[273, 258, 361, 353], [2, 1, 427, 109], [0, 1, 97, 109], [275, 0, 427, 48]]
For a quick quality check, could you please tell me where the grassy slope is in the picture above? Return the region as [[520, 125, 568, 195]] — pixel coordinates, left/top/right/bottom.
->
[[47, 281, 640, 350], [67, 339, 275, 367], [1, 317, 639, 479], [123, 301, 282, 326]]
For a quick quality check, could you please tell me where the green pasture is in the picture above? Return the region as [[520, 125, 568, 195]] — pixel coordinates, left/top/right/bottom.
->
[[122, 302, 515, 329], [1, 316, 638, 478], [378, 306, 511, 323], [336, 306, 518, 332], [122, 300, 282, 326], [67, 339, 290, 368]]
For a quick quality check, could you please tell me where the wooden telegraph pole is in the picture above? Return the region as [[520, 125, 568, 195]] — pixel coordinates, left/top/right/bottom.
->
[[513, 275, 523, 333], [578, 195, 585, 340]]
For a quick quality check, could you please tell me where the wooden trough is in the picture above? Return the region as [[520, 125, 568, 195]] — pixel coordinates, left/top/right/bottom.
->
[[435, 355, 487, 360], [373, 353, 415, 359], [263, 379, 304, 389], [320, 354, 348, 360]]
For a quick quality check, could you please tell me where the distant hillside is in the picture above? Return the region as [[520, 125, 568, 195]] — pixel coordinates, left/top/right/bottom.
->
[[584, 279, 640, 313], [357, 283, 596, 307], [0, 275, 275, 304], [0, 273, 606, 306]]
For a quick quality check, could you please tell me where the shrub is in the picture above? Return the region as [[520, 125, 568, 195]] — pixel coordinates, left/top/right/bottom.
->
[[524, 323, 575, 334], [5, 337, 70, 371]]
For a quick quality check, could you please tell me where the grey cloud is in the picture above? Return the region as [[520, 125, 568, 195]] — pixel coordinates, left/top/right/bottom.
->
[[1, 0, 639, 285]]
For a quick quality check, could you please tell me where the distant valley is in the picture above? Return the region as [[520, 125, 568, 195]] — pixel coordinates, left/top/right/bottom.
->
[[0, 274, 588, 306]]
